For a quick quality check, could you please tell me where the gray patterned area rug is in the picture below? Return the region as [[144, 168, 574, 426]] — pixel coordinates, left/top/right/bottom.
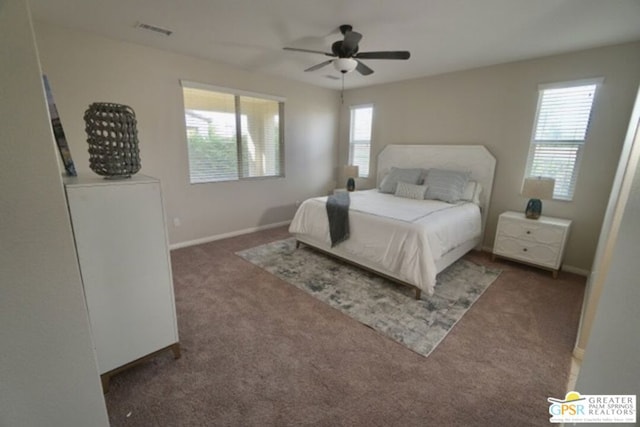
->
[[237, 238, 501, 358]]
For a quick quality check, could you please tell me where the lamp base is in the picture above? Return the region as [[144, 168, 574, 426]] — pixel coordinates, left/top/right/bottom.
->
[[525, 198, 542, 219], [346, 177, 355, 192]]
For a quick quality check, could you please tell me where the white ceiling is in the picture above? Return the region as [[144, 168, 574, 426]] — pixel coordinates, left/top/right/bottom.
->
[[29, 0, 640, 90]]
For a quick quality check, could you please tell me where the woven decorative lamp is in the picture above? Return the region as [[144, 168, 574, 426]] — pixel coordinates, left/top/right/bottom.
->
[[84, 102, 141, 179], [344, 165, 359, 192], [521, 177, 555, 219]]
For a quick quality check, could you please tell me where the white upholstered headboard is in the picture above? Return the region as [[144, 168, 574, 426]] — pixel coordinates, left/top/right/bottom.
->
[[377, 144, 496, 239]]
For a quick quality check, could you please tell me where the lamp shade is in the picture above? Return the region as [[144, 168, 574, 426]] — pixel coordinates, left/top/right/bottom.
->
[[343, 165, 359, 178], [522, 177, 555, 200], [334, 58, 358, 74]]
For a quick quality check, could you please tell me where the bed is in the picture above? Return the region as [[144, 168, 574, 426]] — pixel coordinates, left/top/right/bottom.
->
[[289, 145, 496, 299]]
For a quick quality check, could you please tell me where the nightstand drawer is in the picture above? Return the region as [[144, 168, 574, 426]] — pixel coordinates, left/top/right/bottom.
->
[[497, 217, 565, 245], [494, 236, 560, 269]]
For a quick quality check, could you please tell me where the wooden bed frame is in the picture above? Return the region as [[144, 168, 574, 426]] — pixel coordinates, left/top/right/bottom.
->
[[294, 144, 496, 299]]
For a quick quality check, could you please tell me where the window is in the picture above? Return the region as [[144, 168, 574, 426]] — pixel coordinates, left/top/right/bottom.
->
[[349, 105, 373, 178], [525, 79, 601, 200], [181, 81, 284, 183]]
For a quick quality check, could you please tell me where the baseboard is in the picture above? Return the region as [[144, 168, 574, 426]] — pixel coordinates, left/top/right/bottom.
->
[[169, 220, 291, 250], [573, 346, 585, 361], [561, 265, 590, 277]]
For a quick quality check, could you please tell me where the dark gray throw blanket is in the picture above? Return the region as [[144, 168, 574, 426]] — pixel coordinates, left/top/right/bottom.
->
[[326, 191, 350, 247]]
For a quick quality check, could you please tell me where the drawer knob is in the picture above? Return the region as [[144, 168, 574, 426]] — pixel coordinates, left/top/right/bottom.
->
[[526, 230, 531, 235], [523, 248, 528, 252]]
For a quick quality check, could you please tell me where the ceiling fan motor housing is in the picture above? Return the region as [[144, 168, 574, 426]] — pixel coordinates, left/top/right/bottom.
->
[[332, 40, 358, 58]]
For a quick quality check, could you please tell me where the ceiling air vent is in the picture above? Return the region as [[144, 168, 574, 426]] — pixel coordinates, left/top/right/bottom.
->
[[135, 22, 173, 36]]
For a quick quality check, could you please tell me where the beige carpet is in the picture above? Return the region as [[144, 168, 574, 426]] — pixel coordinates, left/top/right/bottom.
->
[[237, 238, 501, 357], [104, 226, 585, 426]]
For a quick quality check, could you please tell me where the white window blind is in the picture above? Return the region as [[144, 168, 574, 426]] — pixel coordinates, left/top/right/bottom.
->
[[239, 96, 282, 179], [525, 80, 600, 200], [181, 83, 284, 184], [349, 105, 373, 178]]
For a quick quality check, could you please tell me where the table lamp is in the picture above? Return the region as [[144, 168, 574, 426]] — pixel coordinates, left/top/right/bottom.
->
[[521, 177, 555, 219], [344, 165, 359, 191]]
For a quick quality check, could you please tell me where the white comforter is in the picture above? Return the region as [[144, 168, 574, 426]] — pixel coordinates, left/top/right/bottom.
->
[[288, 189, 481, 295]]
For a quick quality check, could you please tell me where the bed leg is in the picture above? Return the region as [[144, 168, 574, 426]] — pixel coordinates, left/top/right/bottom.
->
[[415, 289, 422, 300]]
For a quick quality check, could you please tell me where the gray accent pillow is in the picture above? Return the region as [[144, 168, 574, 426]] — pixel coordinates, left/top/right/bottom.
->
[[425, 169, 471, 203], [395, 182, 428, 200], [379, 167, 423, 194]]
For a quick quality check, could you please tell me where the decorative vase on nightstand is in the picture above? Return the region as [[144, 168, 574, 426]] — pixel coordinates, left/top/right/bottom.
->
[[84, 102, 141, 179], [525, 198, 542, 219], [344, 165, 359, 192], [346, 177, 355, 192]]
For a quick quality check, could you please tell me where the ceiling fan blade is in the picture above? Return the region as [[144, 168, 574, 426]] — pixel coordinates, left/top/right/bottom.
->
[[283, 47, 334, 57], [304, 59, 333, 72], [355, 51, 411, 60], [342, 30, 362, 53], [355, 60, 374, 76]]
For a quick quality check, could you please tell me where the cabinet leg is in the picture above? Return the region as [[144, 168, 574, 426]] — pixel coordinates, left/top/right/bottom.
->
[[171, 343, 181, 359], [415, 288, 422, 300], [553, 270, 558, 279]]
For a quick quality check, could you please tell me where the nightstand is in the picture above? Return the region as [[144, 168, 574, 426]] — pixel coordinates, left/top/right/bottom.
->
[[492, 211, 571, 277]]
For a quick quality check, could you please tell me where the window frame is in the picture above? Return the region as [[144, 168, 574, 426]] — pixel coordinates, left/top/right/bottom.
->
[[180, 80, 285, 184], [348, 104, 374, 178], [524, 78, 602, 201]]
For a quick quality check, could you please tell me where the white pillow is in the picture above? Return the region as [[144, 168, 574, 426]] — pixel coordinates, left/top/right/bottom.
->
[[461, 180, 483, 204], [472, 183, 483, 204], [395, 182, 428, 200]]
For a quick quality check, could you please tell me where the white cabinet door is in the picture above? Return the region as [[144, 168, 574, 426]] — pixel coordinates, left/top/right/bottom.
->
[[66, 177, 178, 373]]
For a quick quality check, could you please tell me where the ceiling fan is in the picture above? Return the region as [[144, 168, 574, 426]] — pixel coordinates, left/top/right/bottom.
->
[[283, 24, 410, 76]]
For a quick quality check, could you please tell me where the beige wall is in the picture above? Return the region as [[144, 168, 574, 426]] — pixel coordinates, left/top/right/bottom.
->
[[340, 42, 640, 271], [574, 110, 640, 398], [34, 22, 340, 246], [0, 1, 108, 424], [31, 20, 640, 270]]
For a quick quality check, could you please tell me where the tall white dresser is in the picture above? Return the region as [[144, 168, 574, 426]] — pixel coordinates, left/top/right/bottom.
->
[[64, 175, 180, 391]]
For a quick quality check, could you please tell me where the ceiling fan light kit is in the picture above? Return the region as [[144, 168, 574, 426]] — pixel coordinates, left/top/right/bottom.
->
[[283, 24, 410, 77], [334, 58, 358, 73]]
